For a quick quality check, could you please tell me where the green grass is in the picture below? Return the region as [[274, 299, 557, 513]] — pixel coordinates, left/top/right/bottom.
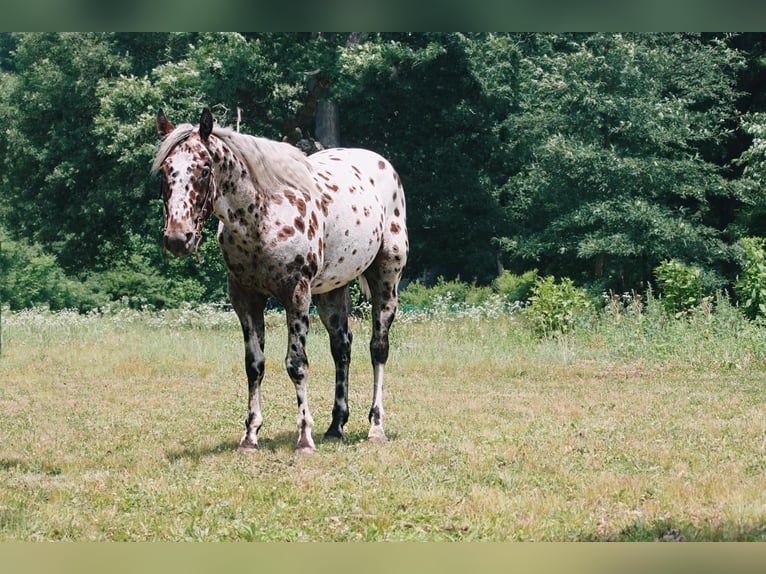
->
[[0, 301, 765, 541]]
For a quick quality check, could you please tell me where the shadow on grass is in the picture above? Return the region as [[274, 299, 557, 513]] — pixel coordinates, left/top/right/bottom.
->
[[0, 457, 62, 476], [165, 439, 241, 463], [164, 428, 395, 461], [580, 517, 766, 541]]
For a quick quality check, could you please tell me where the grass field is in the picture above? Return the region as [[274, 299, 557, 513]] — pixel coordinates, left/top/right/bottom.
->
[[1, 300, 765, 541]]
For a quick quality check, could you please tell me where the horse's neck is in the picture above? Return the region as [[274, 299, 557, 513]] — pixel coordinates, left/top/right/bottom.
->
[[210, 140, 265, 217]]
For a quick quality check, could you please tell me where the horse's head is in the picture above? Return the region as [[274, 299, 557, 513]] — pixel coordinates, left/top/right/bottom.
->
[[154, 108, 217, 258]]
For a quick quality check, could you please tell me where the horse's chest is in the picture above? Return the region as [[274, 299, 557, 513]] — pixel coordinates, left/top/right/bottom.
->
[[218, 203, 322, 293]]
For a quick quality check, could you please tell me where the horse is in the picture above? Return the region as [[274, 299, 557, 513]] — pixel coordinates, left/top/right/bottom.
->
[[151, 108, 408, 453]]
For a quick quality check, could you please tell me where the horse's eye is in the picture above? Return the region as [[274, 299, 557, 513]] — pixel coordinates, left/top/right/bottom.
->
[[201, 166, 211, 178]]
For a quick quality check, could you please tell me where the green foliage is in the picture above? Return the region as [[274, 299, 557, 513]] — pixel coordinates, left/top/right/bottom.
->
[[0, 33, 131, 269], [336, 33, 509, 282], [738, 112, 766, 189], [0, 236, 106, 310], [491, 33, 744, 289], [735, 237, 766, 320], [398, 271, 536, 310], [399, 277, 473, 308], [654, 259, 707, 316], [492, 269, 537, 303], [2, 33, 766, 311], [525, 276, 594, 337]]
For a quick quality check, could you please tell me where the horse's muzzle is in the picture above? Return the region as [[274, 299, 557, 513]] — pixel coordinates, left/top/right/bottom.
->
[[163, 230, 195, 257]]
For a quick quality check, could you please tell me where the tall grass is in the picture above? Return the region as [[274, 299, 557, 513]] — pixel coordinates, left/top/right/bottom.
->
[[0, 297, 765, 541]]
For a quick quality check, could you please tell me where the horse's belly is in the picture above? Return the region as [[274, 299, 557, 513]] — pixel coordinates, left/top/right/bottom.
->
[[311, 204, 383, 294]]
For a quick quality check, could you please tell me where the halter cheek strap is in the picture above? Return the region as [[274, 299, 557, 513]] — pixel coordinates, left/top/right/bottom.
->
[[191, 174, 215, 264]]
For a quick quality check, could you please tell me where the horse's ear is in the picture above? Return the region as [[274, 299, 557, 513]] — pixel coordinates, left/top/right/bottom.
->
[[157, 109, 174, 137], [200, 108, 214, 141]]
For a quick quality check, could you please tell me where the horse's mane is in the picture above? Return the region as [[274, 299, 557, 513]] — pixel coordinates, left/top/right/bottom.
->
[[213, 126, 314, 195], [151, 123, 314, 195]]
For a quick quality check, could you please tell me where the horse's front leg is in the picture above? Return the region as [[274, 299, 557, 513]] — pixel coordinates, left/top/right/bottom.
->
[[229, 279, 267, 452], [285, 285, 316, 453]]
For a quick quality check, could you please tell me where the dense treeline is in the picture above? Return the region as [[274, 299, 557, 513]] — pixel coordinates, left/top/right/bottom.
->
[[2, 32, 766, 310]]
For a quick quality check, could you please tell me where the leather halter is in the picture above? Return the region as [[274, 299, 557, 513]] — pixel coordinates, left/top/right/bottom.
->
[[159, 156, 215, 264], [191, 171, 215, 262]]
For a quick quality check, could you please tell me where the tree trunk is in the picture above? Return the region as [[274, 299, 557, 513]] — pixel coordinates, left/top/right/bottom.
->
[[314, 33, 366, 150], [315, 99, 340, 148]]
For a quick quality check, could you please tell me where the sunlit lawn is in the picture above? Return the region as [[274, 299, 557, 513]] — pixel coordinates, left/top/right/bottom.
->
[[1, 304, 765, 540]]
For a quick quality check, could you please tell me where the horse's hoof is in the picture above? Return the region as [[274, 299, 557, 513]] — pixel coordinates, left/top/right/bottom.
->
[[238, 437, 259, 452], [367, 426, 388, 444], [323, 428, 344, 442], [295, 445, 317, 455]]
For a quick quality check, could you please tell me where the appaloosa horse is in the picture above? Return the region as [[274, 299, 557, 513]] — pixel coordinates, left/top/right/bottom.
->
[[151, 109, 408, 452]]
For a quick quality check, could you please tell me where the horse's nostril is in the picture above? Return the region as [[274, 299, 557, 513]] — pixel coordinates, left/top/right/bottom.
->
[[164, 231, 193, 256]]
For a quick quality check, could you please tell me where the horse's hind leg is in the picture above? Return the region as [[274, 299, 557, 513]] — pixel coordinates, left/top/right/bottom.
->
[[363, 257, 403, 443], [315, 286, 353, 441], [229, 279, 267, 452]]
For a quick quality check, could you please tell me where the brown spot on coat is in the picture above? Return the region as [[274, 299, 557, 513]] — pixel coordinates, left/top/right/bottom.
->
[[296, 198, 307, 216], [390, 222, 401, 234], [307, 213, 317, 240], [278, 226, 296, 241]]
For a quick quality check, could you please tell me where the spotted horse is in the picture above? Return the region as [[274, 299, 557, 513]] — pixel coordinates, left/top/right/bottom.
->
[[152, 109, 408, 453]]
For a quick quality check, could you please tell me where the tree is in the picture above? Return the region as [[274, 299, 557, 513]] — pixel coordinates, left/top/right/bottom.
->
[[0, 33, 130, 270], [488, 33, 746, 291], [1, 33, 763, 310], [334, 33, 511, 282]]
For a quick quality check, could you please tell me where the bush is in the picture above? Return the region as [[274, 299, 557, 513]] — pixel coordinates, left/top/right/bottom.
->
[[0, 237, 107, 311], [735, 237, 766, 320], [492, 269, 537, 303], [399, 270, 538, 310], [654, 259, 708, 316], [399, 276, 474, 308], [525, 275, 594, 337]]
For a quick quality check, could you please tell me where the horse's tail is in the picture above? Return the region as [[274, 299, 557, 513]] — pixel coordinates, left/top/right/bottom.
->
[[358, 275, 371, 300]]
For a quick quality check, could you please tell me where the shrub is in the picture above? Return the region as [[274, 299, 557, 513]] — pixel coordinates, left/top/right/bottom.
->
[[399, 276, 473, 308], [654, 259, 707, 316], [492, 269, 537, 303], [735, 237, 766, 320], [400, 270, 538, 310], [525, 275, 594, 337], [0, 237, 106, 311]]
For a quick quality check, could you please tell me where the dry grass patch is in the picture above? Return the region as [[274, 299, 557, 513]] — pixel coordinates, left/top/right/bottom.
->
[[0, 306, 765, 540]]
